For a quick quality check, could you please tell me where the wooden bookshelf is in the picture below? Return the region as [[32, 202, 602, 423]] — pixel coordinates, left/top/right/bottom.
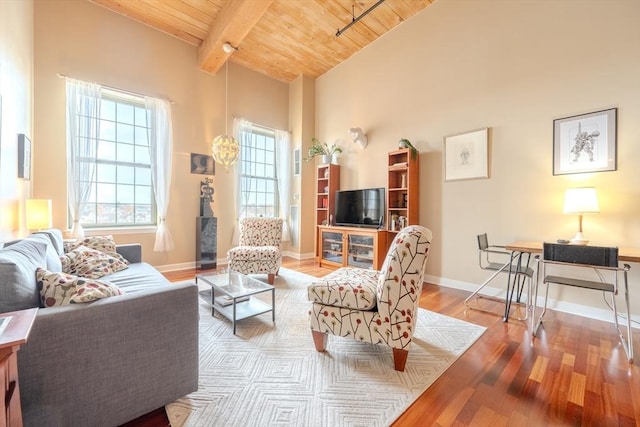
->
[[387, 148, 419, 232]]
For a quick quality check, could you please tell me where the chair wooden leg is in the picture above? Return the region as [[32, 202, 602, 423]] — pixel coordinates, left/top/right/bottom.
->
[[311, 330, 327, 352], [268, 273, 275, 284], [393, 348, 408, 371]]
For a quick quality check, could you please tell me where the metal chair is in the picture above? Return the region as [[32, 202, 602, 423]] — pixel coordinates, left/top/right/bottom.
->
[[464, 233, 534, 321], [533, 242, 633, 362]]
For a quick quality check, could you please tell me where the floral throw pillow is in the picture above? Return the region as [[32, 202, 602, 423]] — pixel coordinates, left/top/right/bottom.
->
[[64, 235, 129, 265], [37, 268, 125, 307], [60, 245, 129, 279]]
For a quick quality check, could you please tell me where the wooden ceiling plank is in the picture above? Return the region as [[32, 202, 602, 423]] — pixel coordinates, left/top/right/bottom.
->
[[90, 0, 207, 44], [88, 0, 433, 83], [198, 0, 275, 74]]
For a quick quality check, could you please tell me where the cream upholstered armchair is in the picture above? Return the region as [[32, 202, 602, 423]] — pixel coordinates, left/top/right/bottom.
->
[[227, 217, 283, 285], [308, 225, 433, 371]]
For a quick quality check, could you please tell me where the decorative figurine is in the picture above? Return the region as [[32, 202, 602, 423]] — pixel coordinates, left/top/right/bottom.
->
[[200, 177, 214, 217]]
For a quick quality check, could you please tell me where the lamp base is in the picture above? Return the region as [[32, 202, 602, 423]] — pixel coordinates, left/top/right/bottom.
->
[[570, 232, 589, 245]]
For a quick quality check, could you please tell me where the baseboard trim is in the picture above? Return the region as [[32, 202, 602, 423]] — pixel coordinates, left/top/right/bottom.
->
[[424, 274, 640, 326]]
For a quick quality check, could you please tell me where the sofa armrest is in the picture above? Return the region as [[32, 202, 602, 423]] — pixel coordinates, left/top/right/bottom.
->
[[18, 282, 199, 427], [116, 243, 142, 263]]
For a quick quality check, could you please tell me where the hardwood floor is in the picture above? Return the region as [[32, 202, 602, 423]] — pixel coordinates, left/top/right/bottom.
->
[[124, 258, 640, 426]]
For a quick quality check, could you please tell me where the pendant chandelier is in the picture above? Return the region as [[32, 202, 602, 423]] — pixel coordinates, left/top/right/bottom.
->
[[211, 58, 239, 172]]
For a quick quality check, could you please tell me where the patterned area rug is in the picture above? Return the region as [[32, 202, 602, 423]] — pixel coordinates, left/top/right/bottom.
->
[[166, 268, 485, 427]]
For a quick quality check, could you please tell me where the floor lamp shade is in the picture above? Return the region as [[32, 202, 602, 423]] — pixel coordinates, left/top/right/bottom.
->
[[563, 187, 599, 245], [26, 199, 52, 230]]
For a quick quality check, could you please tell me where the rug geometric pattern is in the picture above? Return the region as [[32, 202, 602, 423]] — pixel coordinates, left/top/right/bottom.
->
[[166, 268, 486, 427]]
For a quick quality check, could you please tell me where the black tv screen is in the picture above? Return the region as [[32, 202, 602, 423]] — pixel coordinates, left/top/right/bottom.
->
[[334, 188, 385, 228]]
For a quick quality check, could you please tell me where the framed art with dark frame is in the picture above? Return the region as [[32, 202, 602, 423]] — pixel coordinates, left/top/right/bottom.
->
[[553, 108, 617, 175], [444, 128, 489, 182], [191, 153, 215, 175], [18, 134, 31, 180]]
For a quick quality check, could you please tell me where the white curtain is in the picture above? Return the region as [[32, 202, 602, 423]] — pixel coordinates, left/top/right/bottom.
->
[[232, 117, 253, 244], [66, 78, 102, 239], [275, 130, 291, 242], [145, 97, 175, 252]]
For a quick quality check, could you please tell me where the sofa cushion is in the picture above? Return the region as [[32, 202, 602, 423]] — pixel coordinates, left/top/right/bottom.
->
[[65, 235, 129, 265], [0, 239, 48, 312], [37, 268, 124, 307], [4, 234, 62, 273], [33, 229, 65, 256], [307, 267, 379, 310], [61, 245, 129, 279], [104, 262, 172, 292]]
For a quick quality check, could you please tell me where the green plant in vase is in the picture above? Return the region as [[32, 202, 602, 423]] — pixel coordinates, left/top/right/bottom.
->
[[398, 138, 418, 161], [305, 137, 343, 163]]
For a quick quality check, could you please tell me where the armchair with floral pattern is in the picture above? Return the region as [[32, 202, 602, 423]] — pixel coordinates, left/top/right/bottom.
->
[[308, 225, 433, 371], [227, 217, 283, 285]]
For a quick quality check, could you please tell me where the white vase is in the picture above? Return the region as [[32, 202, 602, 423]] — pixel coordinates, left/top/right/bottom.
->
[[321, 154, 331, 164], [331, 153, 339, 165]]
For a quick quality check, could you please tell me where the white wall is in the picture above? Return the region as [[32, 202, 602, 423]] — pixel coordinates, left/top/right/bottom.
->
[[315, 0, 640, 322], [0, 0, 33, 241]]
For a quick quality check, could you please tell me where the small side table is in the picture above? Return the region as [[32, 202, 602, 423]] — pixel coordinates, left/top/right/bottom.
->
[[0, 308, 38, 427]]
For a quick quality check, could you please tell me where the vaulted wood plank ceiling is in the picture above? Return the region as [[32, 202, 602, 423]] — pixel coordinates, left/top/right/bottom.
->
[[89, 0, 434, 83]]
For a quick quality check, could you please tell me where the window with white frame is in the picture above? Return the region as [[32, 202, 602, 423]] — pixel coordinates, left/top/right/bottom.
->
[[239, 127, 279, 218], [73, 88, 155, 228]]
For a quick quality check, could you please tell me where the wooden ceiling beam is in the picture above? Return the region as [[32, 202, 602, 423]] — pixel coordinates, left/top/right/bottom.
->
[[198, 0, 274, 74]]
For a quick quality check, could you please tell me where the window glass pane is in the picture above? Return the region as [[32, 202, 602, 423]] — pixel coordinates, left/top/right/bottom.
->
[[117, 143, 135, 163], [101, 99, 116, 121], [135, 107, 147, 127], [80, 203, 96, 224], [134, 126, 148, 146], [99, 120, 115, 141], [117, 165, 135, 184], [97, 203, 116, 224], [135, 167, 151, 185], [117, 123, 134, 144], [135, 186, 152, 204], [117, 204, 135, 223], [117, 102, 135, 125], [97, 141, 117, 161], [86, 182, 97, 203], [96, 164, 116, 183], [135, 145, 150, 164], [117, 184, 135, 203], [96, 183, 116, 203], [135, 205, 152, 223]]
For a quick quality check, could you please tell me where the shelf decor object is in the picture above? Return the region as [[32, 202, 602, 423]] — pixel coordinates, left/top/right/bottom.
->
[[553, 108, 617, 175], [444, 128, 489, 182]]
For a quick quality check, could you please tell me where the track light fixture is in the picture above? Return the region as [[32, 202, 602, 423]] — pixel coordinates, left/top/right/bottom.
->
[[336, 0, 386, 37]]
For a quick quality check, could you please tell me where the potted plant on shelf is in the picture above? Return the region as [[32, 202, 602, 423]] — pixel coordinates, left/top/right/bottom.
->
[[398, 138, 418, 161], [305, 137, 343, 164]]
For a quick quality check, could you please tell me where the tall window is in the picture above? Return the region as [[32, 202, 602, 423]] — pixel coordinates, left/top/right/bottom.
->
[[71, 87, 155, 228], [239, 127, 278, 218]]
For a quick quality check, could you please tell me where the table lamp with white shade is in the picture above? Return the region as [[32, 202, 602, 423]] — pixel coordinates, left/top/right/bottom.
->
[[563, 187, 599, 245], [26, 199, 52, 231]]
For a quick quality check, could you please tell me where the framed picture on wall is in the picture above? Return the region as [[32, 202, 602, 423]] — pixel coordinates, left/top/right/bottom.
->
[[444, 128, 489, 181], [18, 134, 31, 180], [190, 153, 215, 175], [553, 108, 617, 175]]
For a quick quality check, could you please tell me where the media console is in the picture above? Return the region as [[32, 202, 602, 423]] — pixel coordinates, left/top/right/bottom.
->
[[317, 225, 389, 270]]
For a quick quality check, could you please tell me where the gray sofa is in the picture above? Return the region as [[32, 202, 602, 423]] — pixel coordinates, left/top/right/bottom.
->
[[0, 230, 199, 426]]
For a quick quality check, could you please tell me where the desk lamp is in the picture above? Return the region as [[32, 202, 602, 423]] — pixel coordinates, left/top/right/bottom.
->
[[26, 199, 52, 231], [563, 187, 599, 245]]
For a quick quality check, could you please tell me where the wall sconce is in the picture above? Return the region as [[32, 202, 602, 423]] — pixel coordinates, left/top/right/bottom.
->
[[349, 127, 368, 149], [26, 199, 52, 231], [563, 187, 599, 245]]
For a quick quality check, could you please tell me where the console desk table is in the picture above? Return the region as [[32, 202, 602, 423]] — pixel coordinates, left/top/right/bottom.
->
[[0, 308, 38, 427], [505, 241, 640, 263]]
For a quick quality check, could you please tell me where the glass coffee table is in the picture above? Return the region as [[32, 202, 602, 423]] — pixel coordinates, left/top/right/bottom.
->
[[196, 271, 275, 334]]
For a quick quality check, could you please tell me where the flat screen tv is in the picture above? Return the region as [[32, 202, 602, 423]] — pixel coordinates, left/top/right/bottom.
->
[[334, 188, 385, 228]]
